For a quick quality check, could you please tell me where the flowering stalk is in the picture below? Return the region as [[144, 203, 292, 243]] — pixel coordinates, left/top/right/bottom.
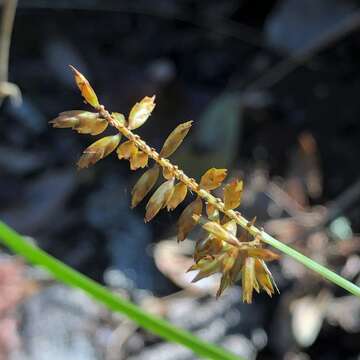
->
[[50, 66, 360, 301]]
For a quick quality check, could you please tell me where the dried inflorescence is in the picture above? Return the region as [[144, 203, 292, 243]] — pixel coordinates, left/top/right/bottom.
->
[[50, 66, 280, 303]]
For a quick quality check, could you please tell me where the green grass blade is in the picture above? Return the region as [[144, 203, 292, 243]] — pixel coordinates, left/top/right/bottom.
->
[[0, 221, 242, 360], [261, 231, 360, 297]]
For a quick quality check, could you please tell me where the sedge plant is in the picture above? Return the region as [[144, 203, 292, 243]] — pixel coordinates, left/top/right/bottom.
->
[[48, 66, 360, 301]]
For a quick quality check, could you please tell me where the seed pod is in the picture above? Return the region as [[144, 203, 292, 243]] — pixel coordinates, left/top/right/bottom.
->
[[223, 179, 243, 210], [159, 121, 193, 158], [201, 221, 239, 247], [77, 134, 121, 169], [166, 182, 187, 211], [177, 196, 203, 242], [131, 165, 159, 208], [200, 168, 227, 190], [145, 179, 175, 222], [128, 96, 156, 130], [130, 151, 148, 170], [69, 65, 99, 108], [50, 111, 108, 135], [117, 140, 138, 160]]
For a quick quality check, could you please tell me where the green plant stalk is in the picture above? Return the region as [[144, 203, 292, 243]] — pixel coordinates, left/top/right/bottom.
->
[[260, 231, 360, 297], [0, 221, 241, 360]]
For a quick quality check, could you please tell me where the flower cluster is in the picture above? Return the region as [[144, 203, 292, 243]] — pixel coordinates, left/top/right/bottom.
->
[[50, 66, 280, 303]]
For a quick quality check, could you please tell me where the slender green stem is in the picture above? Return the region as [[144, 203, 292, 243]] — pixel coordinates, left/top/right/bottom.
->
[[0, 221, 241, 360], [261, 230, 360, 297]]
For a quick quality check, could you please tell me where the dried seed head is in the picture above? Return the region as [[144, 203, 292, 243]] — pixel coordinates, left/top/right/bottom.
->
[[166, 182, 187, 211], [69, 65, 99, 108], [145, 179, 175, 222], [159, 121, 193, 158], [177, 196, 203, 242], [131, 165, 159, 208], [128, 96, 156, 130], [223, 179, 243, 210], [50, 111, 108, 135], [200, 168, 227, 191], [77, 134, 121, 169]]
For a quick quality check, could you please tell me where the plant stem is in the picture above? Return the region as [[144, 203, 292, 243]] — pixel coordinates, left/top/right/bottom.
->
[[0, 221, 242, 360], [97, 104, 360, 298], [260, 231, 360, 296]]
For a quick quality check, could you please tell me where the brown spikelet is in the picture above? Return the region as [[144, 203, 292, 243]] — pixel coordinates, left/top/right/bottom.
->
[[159, 121, 193, 158], [117, 140, 137, 160], [50, 111, 108, 135], [145, 179, 175, 222], [130, 151, 149, 170], [166, 182, 187, 211], [201, 220, 240, 247], [177, 196, 203, 241], [242, 256, 257, 304], [128, 96, 156, 130], [200, 168, 227, 191], [206, 203, 220, 222], [223, 179, 243, 210], [77, 134, 121, 169], [69, 65, 99, 108], [131, 165, 159, 208]]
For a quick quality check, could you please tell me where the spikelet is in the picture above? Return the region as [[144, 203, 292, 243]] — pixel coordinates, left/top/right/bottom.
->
[[160, 121, 193, 158], [77, 134, 121, 169], [200, 168, 227, 190], [223, 179, 243, 210], [69, 65, 99, 108], [128, 96, 156, 130], [117, 141, 149, 170], [50, 66, 281, 303], [131, 165, 160, 208], [50, 111, 108, 135], [206, 203, 220, 222], [177, 197, 203, 242], [145, 179, 175, 222], [167, 182, 187, 211]]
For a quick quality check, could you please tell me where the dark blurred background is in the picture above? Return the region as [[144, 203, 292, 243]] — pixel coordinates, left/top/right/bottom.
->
[[0, 0, 360, 359]]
